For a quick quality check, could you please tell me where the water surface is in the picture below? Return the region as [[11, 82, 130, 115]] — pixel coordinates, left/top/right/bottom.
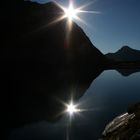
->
[[9, 70, 140, 140]]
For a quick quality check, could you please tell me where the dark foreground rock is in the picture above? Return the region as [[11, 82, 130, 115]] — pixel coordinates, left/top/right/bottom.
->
[[100, 103, 140, 140]]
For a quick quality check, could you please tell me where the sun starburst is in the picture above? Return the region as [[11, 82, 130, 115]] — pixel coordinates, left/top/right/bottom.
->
[[52, 0, 100, 28], [66, 101, 81, 115], [63, 3, 78, 21]]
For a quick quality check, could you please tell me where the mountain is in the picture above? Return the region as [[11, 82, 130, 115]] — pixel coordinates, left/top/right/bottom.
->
[[1, 1, 105, 139], [117, 69, 140, 76], [106, 46, 140, 61]]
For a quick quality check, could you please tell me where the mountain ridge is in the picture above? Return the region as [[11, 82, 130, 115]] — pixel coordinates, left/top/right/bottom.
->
[[106, 46, 140, 61]]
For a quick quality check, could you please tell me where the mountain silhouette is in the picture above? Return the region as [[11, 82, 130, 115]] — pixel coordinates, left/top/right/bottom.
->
[[1, 1, 106, 139], [106, 46, 140, 61], [116, 69, 140, 76]]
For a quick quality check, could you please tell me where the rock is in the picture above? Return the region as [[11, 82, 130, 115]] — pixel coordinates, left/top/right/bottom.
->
[[130, 130, 140, 140], [128, 103, 140, 119], [100, 103, 140, 140]]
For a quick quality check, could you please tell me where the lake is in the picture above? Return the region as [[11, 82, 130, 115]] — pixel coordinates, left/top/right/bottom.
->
[[9, 70, 140, 140]]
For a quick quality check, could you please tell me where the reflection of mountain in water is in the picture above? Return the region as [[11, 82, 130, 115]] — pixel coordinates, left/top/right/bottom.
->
[[117, 69, 140, 76]]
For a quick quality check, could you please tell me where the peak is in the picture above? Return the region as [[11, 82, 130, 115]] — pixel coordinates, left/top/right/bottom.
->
[[117, 46, 132, 52], [121, 46, 131, 50], [118, 46, 140, 52]]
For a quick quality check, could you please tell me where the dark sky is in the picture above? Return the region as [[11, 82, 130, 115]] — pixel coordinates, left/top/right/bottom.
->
[[31, 0, 140, 54]]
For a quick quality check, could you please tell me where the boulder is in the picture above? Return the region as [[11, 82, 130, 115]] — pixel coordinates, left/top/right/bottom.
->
[[100, 103, 140, 140]]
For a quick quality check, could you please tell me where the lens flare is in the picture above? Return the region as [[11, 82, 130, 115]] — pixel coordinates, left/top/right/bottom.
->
[[63, 3, 78, 21], [66, 102, 80, 115], [51, 0, 100, 26]]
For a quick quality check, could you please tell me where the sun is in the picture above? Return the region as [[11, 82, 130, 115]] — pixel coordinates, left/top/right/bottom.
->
[[66, 102, 79, 115], [50, 1, 100, 27], [63, 3, 78, 21]]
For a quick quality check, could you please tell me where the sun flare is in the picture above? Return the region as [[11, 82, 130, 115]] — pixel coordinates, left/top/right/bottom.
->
[[63, 3, 78, 21], [50, 1, 100, 29], [66, 102, 79, 115]]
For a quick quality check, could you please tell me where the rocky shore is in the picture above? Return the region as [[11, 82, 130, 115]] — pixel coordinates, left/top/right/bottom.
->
[[100, 103, 140, 140]]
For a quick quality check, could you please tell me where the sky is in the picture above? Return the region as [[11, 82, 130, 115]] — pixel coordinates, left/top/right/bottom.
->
[[31, 0, 140, 54]]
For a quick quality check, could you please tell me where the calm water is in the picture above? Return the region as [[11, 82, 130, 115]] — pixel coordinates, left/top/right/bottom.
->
[[9, 70, 140, 140]]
